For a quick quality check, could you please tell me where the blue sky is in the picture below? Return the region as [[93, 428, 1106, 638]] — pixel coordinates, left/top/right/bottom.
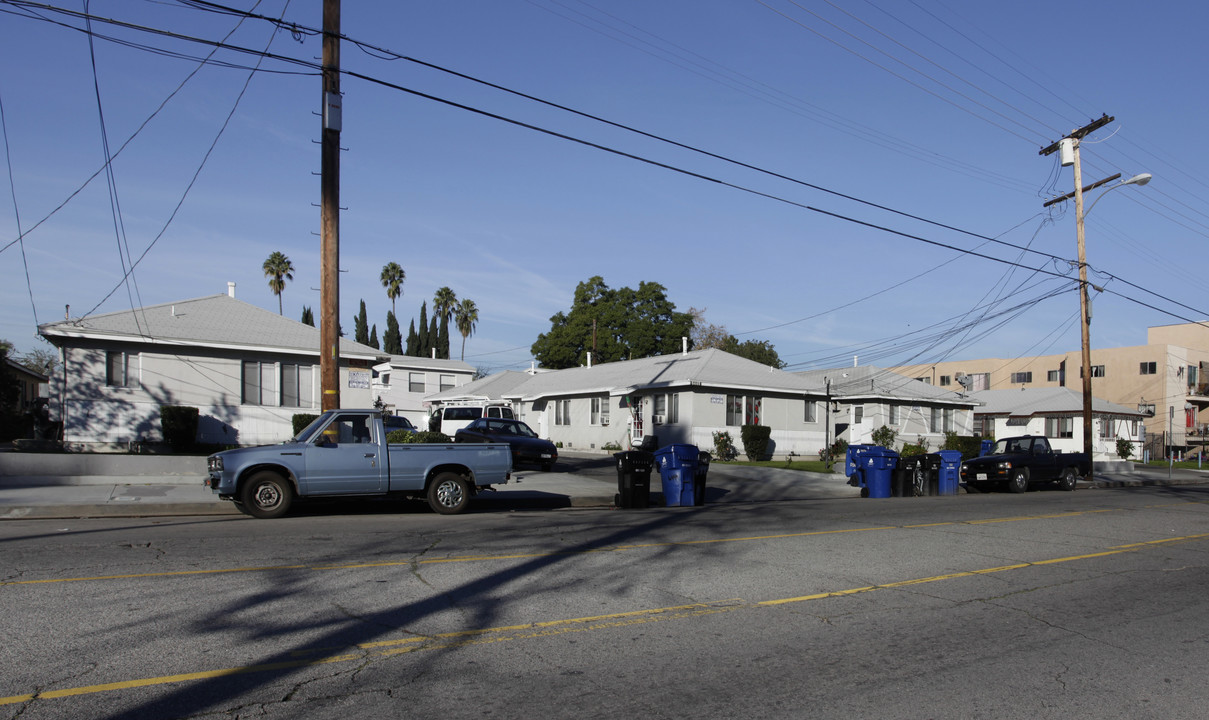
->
[[2, 0, 1207, 374]]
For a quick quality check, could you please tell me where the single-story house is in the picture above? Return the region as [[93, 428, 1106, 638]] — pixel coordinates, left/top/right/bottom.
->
[[38, 284, 387, 448], [795, 366, 980, 450], [370, 355, 477, 428], [968, 387, 1147, 459], [425, 351, 977, 458], [5, 357, 49, 412]]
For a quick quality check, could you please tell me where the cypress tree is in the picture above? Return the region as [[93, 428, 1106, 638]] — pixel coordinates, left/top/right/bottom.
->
[[369, 324, 379, 350], [417, 301, 430, 358], [384, 311, 403, 355], [405, 319, 418, 356]]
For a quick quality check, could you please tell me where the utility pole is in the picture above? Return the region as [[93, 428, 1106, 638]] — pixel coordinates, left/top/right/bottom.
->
[[319, 0, 341, 411], [1040, 114, 1114, 461]]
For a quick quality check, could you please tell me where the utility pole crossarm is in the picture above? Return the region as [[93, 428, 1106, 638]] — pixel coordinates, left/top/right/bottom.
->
[[1043, 173, 1122, 207], [1039, 114, 1114, 156]]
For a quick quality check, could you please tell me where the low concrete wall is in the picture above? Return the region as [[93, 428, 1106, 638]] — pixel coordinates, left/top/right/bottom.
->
[[0, 453, 206, 477]]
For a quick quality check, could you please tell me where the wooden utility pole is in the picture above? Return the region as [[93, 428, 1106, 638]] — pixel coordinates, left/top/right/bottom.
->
[[319, 0, 341, 411], [1040, 114, 1114, 461]]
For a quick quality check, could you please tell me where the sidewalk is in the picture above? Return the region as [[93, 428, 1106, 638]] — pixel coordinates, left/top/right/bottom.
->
[[1, 453, 1205, 520]]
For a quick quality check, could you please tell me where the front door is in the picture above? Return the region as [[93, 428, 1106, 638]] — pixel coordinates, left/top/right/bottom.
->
[[301, 413, 385, 494]]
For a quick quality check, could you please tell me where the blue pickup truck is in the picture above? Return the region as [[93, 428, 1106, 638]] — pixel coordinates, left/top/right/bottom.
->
[[205, 409, 512, 518]]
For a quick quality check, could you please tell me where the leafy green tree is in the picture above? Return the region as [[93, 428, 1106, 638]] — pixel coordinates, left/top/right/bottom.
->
[[354, 300, 369, 345], [531, 276, 694, 369], [455, 298, 479, 361], [433, 287, 457, 359], [300, 306, 314, 326], [417, 301, 429, 358], [380, 262, 405, 316], [405, 319, 418, 356], [383, 311, 403, 355], [262, 251, 294, 315], [369, 324, 379, 350], [722, 337, 785, 369]]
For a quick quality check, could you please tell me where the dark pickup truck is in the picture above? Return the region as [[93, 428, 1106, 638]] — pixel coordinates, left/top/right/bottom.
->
[[959, 435, 1090, 493]]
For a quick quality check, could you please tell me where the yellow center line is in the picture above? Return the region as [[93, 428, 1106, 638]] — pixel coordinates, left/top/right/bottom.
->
[[3, 533, 1207, 708], [4, 532, 1203, 706], [0, 508, 1148, 587]]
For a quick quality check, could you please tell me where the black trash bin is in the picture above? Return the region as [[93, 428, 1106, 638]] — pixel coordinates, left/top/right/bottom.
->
[[920, 454, 943, 496], [614, 451, 654, 508], [693, 451, 711, 506]]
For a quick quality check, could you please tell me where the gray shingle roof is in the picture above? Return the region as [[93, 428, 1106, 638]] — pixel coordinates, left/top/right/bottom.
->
[[39, 294, 386, 360], [970, 387, 1145, 417], [427, 349, 819, 403], [795, 366, 977, 406]]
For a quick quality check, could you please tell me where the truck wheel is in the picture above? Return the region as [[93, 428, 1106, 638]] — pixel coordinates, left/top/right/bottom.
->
[[1008, 468, 1029, 494], [428, 472, 470, 515], [1058, 466, 1078, 491], [240, 471, 293, 519]]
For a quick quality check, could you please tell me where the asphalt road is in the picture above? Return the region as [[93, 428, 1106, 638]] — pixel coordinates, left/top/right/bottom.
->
[[3, 483, 1209, 719]]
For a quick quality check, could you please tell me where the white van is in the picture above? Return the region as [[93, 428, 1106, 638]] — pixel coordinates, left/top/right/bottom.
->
[[432, 404, 514, 435]]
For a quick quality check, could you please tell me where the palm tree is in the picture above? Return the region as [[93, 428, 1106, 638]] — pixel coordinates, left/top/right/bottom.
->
[[454, 298, 479, 361], [432, 287, 457, 325], [262, 251, 294, 315], [380, 262, 405, 316]]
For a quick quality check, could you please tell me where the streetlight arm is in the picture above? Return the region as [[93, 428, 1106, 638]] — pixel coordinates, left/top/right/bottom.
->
[[1083, 173, 1152, 218]]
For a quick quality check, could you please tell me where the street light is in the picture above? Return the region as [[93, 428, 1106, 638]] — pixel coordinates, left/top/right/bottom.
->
[[1083, 173, 1152, 217], [1072, 163, 1151, 461]]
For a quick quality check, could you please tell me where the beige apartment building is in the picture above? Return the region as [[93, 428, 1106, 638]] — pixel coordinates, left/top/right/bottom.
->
[[890, 322, 1209, 457]]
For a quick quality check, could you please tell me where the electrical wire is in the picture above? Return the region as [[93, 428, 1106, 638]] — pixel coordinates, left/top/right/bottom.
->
[[0, 85, 37, 326]]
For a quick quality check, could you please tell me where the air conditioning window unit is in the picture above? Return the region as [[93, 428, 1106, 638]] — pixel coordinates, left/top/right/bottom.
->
[[652, 414, 665, 425], [601, 416, 610, 426]]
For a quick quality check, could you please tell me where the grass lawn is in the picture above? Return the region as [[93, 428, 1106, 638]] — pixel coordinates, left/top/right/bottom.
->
[[712, 459, 837, 474], [1139, 459, 1209, 471]]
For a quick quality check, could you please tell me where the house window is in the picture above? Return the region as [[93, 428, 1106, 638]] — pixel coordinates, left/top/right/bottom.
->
[[1045, 417, 1074, 438], [591, 397, 610, 426], [853, 406, 864, 424], [1188, 366, 1199, 389], [939, 375, 951, 386], [652, 393, 679, 424], [888, 404, 898, 425], [1100, 419, 1115, 439], [726, 395, 761, 426], [916, 376, 931, 385], [1079, 365, 1106, 378], [281, 363, 314, 408], [241, 361, 276, 405], [440, 374, 455, 391], [1010, 372, 1032, 384], [1047, 370, 1060, 382], [105, 351, 136, 388], [973, 415, 988, 437], [408, 373, 425, 393], [805, 400, 817, 423], [944, 408, 954, 433], [1140, 362, 1157, 375], [555, 399, 571, 426]]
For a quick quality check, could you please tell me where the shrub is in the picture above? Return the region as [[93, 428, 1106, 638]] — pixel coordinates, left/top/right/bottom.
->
[[1116, 437, 1134, 461], [160, 406, 199, 451], [292, 413, 319, 437], [602, 441, 623, 452], [818, 437, 848, 466], [943, 432, 987, 459], [712, 430, 738, 461], [740, 424, 772, 461], [388, 429, 452, 444], [871, 425, 897, 449]]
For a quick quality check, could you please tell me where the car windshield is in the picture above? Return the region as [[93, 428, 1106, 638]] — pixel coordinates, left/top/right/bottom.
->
[[512, 422, 538, 438], [993, 438, 1028, 455], [293, 412, 331, 443]]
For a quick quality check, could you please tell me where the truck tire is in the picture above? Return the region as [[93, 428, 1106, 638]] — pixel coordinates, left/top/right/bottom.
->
[[428, 472, 471, 515], [1008, 468, 1029, 494], [240, 471, 294, 519], [1058, 466, 1078, 491]]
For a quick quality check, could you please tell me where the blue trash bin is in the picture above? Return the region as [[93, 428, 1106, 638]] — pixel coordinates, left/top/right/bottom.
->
[[936, 450, 963, 496], [862, 447, 899, 499], [845, 444, 875, 488], [655, 444, 700, 506]]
